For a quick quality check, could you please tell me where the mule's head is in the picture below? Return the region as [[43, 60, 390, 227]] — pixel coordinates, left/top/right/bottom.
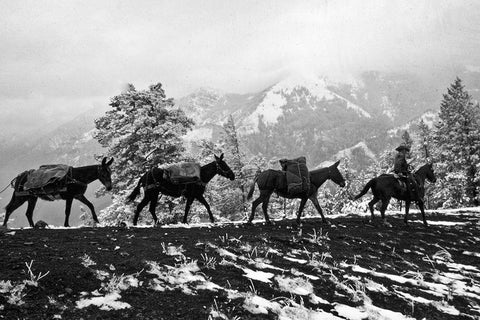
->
[[99, 157, 114, 191], [330, 160, 346, 187], [214, 153, 235, 181], [425, 162, 437, 183]]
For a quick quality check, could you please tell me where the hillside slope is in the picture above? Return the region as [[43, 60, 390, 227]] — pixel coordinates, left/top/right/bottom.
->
[[0, 209, 479, 319]]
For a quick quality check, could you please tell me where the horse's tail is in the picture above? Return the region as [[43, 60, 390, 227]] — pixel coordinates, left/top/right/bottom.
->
[[353, 178, 376, 200], [246, 171, 260, 200], [126, 177, 143, 203]]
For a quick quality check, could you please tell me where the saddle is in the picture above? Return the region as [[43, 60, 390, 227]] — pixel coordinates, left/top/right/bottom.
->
[[17, 164, 72, 199], [393, 173, 418, 198], [163, 162, 201, 184]]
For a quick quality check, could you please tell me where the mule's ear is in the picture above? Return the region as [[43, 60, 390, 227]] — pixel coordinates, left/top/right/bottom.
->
[[333, 160, 340, 167], [107, 158, 114, 166], [102, 157, 107, 166]]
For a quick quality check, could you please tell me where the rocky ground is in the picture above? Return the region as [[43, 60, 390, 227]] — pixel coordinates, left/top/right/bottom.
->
[[0, 209, 479, 320]]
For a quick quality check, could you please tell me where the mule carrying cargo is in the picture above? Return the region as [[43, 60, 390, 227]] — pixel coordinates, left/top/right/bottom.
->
[[279, 156, 310, 196], [163, 162, 201, 184]]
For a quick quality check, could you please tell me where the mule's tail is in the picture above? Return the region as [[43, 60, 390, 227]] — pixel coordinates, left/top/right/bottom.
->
[[126, 178, 143, 203], [246, 172, 260, 200], [353, 179, 376, 200]]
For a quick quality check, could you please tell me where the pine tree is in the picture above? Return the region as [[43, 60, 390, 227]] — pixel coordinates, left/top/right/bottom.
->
[[219, 116, 248, 214], [416, 119, 433, 161], [433, 77, 480, 207], [93, 83, 194, 225], [94, 83, 194, 192]]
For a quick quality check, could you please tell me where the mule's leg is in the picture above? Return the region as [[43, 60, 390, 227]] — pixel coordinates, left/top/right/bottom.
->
[[296, 198, 308, 224], [248, 195, 264, 224], [133, 196, 150, 226], [64, 198, 73, 227], [75, 195, 99, 224], [183, 197, 195, 224], [368, 197, 380, 222], [309, 196, 328, 224], [403, 200, 411, 226], [3, 195, 28, 227], [260, 191, 273, 224], [25, 197, 38, 228], [196, 195, 215, 223], [379, 198, 391, 226], [417, 200, 428, 227], [148, 192, 159, 225]]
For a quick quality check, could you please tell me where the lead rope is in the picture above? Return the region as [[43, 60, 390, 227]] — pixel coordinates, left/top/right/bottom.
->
[[0, 181, 12, 194]]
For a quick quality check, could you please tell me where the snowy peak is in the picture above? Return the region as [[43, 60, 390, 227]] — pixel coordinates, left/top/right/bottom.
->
[[242, 73, 371, 132], [271, 73, 333, 99]]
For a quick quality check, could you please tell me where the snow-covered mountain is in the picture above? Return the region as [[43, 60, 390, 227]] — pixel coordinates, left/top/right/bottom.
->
[[177, 71, 445, 169]]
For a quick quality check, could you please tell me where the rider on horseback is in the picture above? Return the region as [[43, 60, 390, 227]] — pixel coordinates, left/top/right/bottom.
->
[[393, 144, 418, 199]]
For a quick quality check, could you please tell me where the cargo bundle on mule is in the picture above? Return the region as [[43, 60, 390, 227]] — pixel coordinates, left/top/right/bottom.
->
[[163, 162, 201, 184], [15, 164, 72, 200], [279, 156, 310, 196]]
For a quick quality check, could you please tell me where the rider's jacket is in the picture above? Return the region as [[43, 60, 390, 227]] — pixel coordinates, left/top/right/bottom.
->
[[393, 152, 409, 175]]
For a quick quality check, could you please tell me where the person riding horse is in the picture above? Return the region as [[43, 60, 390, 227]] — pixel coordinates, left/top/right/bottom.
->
[[393, 144, 418, 199]]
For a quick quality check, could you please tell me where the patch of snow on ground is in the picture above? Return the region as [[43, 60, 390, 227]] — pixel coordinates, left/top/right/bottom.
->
[[275, 275, 313, 296], [283, 256, 308, 264], [363, 303, 415, 320], [334, 303, 367, 320], [146, 260, 218, 294], [76, 293, 130, 311], [462, 251, 480, 257], [241, 267, 275, 283]]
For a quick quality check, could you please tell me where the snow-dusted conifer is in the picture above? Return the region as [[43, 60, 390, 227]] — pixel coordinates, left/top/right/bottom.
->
[[94, 83, 194, 193], [433, 77, 480, 207], [93, 83, 194, 225]]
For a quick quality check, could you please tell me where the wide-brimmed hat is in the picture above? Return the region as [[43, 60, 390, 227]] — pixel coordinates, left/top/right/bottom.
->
[[395, 144, 410, 152]]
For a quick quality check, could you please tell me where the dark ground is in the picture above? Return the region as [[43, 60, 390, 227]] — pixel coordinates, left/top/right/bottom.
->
[[0, 210, 479, 320]]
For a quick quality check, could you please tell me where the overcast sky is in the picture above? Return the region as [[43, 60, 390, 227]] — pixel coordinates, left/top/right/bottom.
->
[[1, 0, 480, 135]]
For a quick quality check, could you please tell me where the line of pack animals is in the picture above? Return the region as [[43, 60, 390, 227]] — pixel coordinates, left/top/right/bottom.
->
[[2, 154, 436, 228]]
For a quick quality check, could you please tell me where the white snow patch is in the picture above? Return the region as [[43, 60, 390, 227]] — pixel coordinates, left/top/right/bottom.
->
[[462, 251, 480, 258], [275, 275, 313, 296], [241, 267, 275, 283], [76, 293, 130, 311], [334, 303, 367, 320], [283, 256, 308, 264]]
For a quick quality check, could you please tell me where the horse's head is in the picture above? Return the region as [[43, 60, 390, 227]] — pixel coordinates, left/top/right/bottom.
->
[[99, 157, 114, 191], [329, 160, 346, 187], [425, 162, 437, 183], [214, 153, 235, 181]]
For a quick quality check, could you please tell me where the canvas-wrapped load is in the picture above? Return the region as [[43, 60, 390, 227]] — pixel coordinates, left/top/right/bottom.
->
[[164, 162, 201, 184], [23, 164, 71, 192], [279, 157, 310, 196]]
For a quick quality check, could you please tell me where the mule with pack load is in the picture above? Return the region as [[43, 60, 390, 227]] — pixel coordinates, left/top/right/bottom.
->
[[127, 154, 235, 226], [247, 157, 346, 224], [3, 157, 114, 228]]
